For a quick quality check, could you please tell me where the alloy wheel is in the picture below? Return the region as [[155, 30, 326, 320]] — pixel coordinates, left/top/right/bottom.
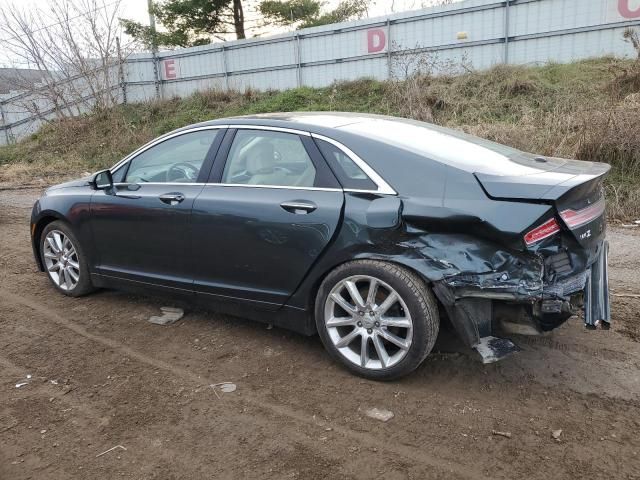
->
[[324, 275, 413, 370], [43, 230, 81, 291]]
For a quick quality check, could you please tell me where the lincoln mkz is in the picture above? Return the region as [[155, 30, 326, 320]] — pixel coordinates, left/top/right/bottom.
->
[[31, 113, 611, 379]]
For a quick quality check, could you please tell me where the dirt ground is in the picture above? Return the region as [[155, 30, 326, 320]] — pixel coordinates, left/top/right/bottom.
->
[[1, 186, 640, 480]]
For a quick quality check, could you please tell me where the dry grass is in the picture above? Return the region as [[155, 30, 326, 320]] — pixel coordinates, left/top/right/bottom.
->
[[387, 56, 640, 221], [1, 56, 639, 220]]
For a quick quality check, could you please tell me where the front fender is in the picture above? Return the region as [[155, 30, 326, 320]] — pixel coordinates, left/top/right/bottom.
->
[[30, 188, 94, 271]]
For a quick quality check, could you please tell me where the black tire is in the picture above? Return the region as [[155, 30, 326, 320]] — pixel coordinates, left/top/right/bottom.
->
[[40, 220, 95, 297], [315, 260, 439, 381]]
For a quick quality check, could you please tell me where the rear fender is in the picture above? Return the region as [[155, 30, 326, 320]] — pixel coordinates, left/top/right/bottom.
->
[[288, 217, 544, 313], [286, 192, 545, 343]]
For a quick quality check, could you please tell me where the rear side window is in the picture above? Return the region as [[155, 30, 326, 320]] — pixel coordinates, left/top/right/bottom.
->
[[315, 139, 377, 191], [222, 130, 316, 188]]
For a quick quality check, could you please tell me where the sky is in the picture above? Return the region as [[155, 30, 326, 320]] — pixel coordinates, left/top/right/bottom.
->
[[0, 0, 451, 66], [0, 0, 448, 35], [119, 0, 448, 38], [118, 1, 447, 26]]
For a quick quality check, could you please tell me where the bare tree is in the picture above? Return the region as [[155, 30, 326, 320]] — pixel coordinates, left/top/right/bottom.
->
[[0, 0, 126, 122], [624, 27, 640, 60]]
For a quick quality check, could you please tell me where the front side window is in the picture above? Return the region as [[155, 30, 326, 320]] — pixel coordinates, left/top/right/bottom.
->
[[222, 130, 316, 188], [125, 130, 218, 183]]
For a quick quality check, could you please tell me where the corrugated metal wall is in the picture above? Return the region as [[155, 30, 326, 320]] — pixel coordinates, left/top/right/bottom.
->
[[1, 0, 639, 144]]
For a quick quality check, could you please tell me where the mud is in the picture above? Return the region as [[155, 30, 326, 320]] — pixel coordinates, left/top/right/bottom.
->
[[1, 187, 639, 479]]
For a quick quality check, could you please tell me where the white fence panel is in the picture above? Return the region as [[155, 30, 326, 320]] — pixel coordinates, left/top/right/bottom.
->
[[302, 57, 388, 87], [230, 68, 298, 91], [227, 39, 296, 72], [1, 0, 639, 145]]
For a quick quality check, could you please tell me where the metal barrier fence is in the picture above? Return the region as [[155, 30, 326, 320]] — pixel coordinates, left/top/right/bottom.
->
[[1, 0, 639, 145]]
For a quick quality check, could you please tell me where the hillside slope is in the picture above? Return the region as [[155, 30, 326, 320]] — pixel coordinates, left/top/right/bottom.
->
[[1, 57, 639, 219]]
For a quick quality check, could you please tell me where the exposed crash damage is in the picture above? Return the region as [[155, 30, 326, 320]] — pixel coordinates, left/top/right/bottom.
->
[[396, 162, 611, 363]]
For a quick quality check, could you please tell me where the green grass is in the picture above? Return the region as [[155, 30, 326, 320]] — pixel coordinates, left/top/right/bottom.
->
[[1, 56, 639, 219]]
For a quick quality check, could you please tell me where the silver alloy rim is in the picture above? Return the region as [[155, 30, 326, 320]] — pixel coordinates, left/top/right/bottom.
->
[[324, 275, 413, 370], [43, 230, 80, 291]]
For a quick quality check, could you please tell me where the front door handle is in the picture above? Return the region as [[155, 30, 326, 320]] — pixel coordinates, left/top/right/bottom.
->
[[280, 201, 317, 214], [159, 193, 185, 205]]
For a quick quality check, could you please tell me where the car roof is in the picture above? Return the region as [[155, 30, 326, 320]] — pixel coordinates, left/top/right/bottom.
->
[[186, 111, 391, 131], [180, 112, 536, 174], [175, 112, 594, 180]]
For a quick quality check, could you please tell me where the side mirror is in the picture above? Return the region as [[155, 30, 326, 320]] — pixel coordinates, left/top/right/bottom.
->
[[92, 169, 113, 190]]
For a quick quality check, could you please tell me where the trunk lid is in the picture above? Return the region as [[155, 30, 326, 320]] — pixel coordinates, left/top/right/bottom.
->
[[474, 155, 610, 248], [474, 155, 610, 201]]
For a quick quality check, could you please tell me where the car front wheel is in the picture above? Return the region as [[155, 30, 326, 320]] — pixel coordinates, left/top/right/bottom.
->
[[40, 220, 94, 297], [315, 260, 439, 380]]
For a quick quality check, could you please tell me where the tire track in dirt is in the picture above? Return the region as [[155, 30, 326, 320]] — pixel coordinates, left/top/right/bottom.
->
[[0, 288, 486, 480], [1, 306, 364, 479], [1, 353, 347, 480], [0, 362, 276, 479], [514, 335, 631, 362], [0, 354, 111, 430]]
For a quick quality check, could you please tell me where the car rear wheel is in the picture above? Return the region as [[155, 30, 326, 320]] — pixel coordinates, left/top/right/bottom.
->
[[40, 221, 94, 297], [315, 260, 439, 380]]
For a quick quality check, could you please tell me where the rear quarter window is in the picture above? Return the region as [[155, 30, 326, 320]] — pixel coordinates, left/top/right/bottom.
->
[[315, 139, 377, 191]]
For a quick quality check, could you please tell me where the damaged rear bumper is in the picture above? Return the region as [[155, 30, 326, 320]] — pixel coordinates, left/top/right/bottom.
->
[[583, 240, 611, 329], [540, 240, 610, 329], [431, 239, 610, 363]]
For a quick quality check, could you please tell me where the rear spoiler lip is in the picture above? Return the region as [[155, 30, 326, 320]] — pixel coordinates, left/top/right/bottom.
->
[[474, 163, 610, 202]]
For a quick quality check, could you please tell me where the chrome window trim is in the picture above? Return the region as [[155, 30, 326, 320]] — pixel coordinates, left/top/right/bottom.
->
[[108, 124, 396, 196], [343, 188, 389, 194], [310, 133, 397, 195], [113, 182, 207, 187], [110, 183, 392, 194], [110, 125, 227, 174], [112, 182, 340, 192], [203, 183, 342, 192], [109, 124, 311, 176]]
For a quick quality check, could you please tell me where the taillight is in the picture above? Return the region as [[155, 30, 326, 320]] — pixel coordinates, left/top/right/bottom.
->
[[524, 218, 560, 246], [559, 197, 605, 229]]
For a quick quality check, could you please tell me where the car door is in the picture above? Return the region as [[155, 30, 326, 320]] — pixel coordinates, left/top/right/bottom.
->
[[191, 127, 344, 308], [90, 127, 224, 291]]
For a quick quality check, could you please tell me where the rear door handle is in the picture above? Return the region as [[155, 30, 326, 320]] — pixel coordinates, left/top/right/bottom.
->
[[159, 193, 185, 205], [280, 201, 317, 214]]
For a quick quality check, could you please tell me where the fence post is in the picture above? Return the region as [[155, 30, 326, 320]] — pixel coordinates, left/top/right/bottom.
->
[[152, 55, 161, 99], [296, 33, 302, 87], [386, 18, 392, 79], [222, 45, 230, 90], [0, 102, 11, 145], [504, 0, 510, 64], [116, 37, 127, 105], [148, 0, 161, 99]]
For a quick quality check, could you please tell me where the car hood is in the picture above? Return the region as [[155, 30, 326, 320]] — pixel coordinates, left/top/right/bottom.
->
[[46, 175, 92, 192]]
